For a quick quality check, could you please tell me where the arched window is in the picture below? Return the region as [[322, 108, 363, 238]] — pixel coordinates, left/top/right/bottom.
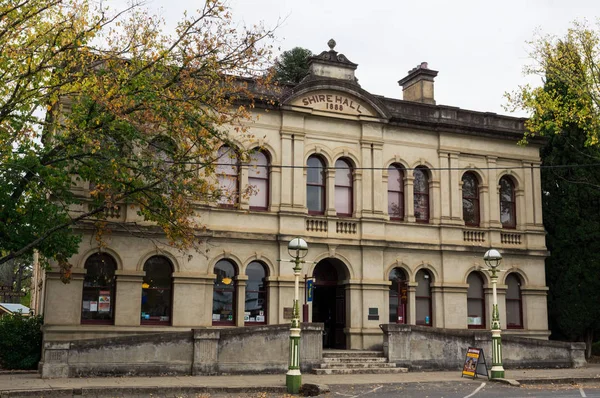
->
[[81, 253, 117, 324], [149, 136, 176, 171], [500, 176, 516, 228], [307, 155, 326, 215], [414, 167, 430, 223], [335, 158, 353, 216], [506, 273, 523, 329], [217, 145, 239, 207], [462, 172, 480, 227], [213, 259, 237, 325], [248, 150, 270, 211], [467, 272, 485, 329], [388, 165, 405, 220], [415, 269, 432, 326], [245, 261, 267, 325], [141, 256, 173, 325], [389, 268, 408, 324]]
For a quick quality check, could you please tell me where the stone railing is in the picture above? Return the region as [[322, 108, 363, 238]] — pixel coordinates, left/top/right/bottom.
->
[[463, 230, 485, 243], [380, 324, 585, 370], [501, 232, 522, 245], [336, 221, 357, 234], [40, 323, 323, 378], [306, 218, 327, 232]]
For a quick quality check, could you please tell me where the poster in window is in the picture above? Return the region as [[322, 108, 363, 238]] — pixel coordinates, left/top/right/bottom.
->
[[90, 301, 98, 312], [98, 291, 111, 312]]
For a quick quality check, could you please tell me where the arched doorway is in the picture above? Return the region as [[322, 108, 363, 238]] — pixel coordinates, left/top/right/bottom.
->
[[312, 258, 348, 349]]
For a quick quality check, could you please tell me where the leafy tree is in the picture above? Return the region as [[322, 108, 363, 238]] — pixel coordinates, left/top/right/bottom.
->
[[506, 21, 600, 147], [0, 257, 32, 304], [0, 0, 276, 274], [273, 47, 312, 84], [521, 39, 600, 358]]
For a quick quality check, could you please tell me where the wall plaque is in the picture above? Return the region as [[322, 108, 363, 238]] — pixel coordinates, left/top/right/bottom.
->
[[283, 307, 294, 320]]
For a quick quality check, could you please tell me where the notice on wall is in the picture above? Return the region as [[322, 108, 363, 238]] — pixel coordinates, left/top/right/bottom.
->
[[461, 347, 488, 379], [283, 307, 293, 319], [89, 301, 98, 312], [98, 291, 111, 313]]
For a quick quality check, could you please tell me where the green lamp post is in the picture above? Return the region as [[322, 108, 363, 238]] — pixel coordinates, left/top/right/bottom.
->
[[286, 237, 308, 394], [483, 248, 505, 379]]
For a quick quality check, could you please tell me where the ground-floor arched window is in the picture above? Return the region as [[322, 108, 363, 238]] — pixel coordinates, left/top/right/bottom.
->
[[415, 269, 433, 326], [141, 256, 173, 325], [245, 261, 267, 325], [505, 273, 523, 329], [467, 272, 485, 329], [389, 268, 408, 324], [213, 259, 237, 325], [81, 253, 117, 324]]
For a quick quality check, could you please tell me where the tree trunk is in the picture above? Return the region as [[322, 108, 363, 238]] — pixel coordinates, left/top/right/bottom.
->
[[584, 329, 593, 359]]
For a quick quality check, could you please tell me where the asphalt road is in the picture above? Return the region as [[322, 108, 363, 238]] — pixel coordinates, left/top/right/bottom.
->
[[204, 382, 600, 398]]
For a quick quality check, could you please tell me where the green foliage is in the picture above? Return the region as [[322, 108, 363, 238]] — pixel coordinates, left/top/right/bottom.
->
[[0, 314, 43, 370], [592, 341, 600, 357], [539, 59, 600, 353], [273, 47, 312, 84]]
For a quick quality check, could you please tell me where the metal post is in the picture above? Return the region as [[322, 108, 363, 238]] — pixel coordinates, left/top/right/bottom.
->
[[286, 254, 302, 393], [489, 267, 505, 379]]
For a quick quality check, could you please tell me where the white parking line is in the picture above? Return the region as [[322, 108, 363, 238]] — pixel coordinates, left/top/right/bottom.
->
[[335, 385, 384, 398], [464, 382, 486, 398], [580, 387, 587, 397]]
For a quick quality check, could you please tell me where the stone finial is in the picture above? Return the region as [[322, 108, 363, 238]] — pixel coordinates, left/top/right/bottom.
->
[[328, 39, 336, 50]]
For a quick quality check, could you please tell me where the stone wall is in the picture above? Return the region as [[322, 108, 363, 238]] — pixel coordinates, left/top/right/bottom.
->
[[380, 324, 585, 370], [40, 323, 323, 378]]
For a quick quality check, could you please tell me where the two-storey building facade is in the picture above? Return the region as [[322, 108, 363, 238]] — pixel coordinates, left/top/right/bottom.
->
[[42, 41, 549, 350]]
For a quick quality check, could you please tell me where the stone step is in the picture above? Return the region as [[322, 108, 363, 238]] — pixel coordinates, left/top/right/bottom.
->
[[323, 357, 388, 364], [322, 350, 385, 358], [319, 362, 397, 369], [312, 367, 408, 375]]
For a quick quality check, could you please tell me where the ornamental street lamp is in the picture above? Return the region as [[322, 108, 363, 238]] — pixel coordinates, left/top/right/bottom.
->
[[286, 237, 308, 394], [483, 248, 505, 379]]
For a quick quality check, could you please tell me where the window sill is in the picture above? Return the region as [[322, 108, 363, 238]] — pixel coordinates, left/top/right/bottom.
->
[[80, 320, 114, 325]]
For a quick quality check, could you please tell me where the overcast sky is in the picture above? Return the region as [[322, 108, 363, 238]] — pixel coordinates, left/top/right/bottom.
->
[[124, 0, 599, 117]]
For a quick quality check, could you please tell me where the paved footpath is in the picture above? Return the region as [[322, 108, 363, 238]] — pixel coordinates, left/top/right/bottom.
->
[[0, 365, 599, 396]]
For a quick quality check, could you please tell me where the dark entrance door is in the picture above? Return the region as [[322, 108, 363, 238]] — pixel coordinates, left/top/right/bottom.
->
[[312, 259, 346, 349]]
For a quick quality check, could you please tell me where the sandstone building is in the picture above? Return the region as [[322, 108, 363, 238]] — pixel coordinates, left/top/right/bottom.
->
[[41, 40, 549, 352]]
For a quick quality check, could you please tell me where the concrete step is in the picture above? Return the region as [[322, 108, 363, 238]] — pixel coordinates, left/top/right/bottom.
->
[[319, 362, 397, 369], [312, 367, 408, 375], [323, 357, 388, 364], [322, 350, 385, 358]]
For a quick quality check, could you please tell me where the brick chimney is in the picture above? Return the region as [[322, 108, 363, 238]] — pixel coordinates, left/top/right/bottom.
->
[[398, 62, 438, 105]]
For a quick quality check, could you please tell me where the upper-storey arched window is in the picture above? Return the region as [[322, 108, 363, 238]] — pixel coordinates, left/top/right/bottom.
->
[[213, 259, 237, 325], [388, 164, 405, 220], [248, 150, 270, 211], [81, 253, 117, 324], [500, 176, 516, 228], [307, 155, 326, 215], [217, 145, 239, 207], [462, 172, 480, 227], [245, 261, 268, 325], [335, 158, 353, 217], [414, 167, 430, 223], [141, 255, 173, 325]]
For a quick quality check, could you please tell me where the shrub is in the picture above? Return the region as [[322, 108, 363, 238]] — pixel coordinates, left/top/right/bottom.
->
[[0, 313, 43, 370], [593, 341, 600, 357]]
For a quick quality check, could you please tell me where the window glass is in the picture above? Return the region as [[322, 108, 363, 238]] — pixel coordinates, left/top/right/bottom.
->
[[462, 173, 480, 226], [141, 256, 173, 324], [245, 261, 267, 324], [389, 268, 407, 324], [82, 253, 117, 323], [249, 151, 269, 210], [467, 272, 485, 328], [307, 156, 325, 214], [414, 168, 430, 222], [415, 270, 432, 325], [217, 146, 238, 206], [388, 165, 404, 220], [213, 260, 237, 324], [506, 273, 523, 328], [500, 177, 516, 228], [334, 159, 352, 216]]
